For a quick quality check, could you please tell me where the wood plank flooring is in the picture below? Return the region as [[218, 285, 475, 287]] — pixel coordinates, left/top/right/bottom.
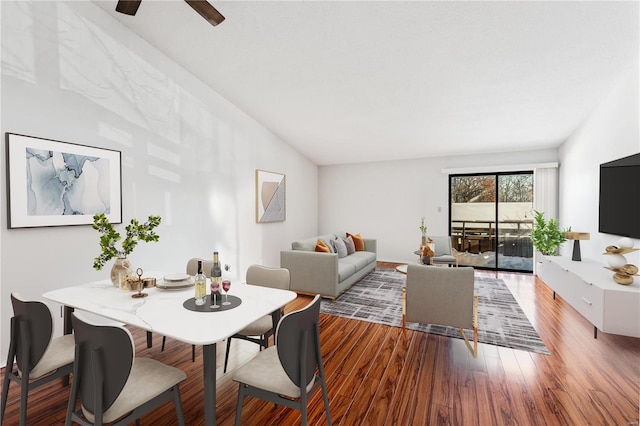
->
[[2, 262, 639, 425]]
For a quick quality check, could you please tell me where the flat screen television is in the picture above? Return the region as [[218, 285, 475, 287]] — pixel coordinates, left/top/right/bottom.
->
[[599, 153, 640, 239]]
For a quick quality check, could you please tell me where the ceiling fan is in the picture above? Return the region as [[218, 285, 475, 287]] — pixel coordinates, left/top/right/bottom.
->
[[115, 0, 225, 26]]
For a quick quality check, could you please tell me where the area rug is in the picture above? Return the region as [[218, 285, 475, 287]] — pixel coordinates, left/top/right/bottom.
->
[[320, 269, 550, 355]]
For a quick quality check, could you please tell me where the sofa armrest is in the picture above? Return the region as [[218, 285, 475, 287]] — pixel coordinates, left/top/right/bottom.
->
[[363, 238, 377, 254], [280, 250, 339, 297]]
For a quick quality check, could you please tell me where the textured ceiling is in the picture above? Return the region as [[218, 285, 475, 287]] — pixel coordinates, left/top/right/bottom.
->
[[93, 0, 639, 165]]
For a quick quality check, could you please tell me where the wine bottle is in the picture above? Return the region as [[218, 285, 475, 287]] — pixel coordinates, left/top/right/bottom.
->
[[211, 251, 222, 288], [194, 260, 206, 306]]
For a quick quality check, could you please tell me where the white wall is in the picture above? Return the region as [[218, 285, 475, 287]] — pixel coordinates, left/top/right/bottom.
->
[[0, 1, 317, 365], [319, 148, 558, 263], [559, 66, 640, 265]]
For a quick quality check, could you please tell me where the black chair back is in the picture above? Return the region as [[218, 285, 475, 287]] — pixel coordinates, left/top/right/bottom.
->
[[276, 294, 321, 388], [11, 293, 53, 373], [71, 313, 133, 418]]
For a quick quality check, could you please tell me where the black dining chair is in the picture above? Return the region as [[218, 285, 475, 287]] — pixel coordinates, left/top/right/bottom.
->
[[232, 294, 331, 426], [1, 293, 75, 426], [223, 264, 290, 373], [66, 312, 187, 425]]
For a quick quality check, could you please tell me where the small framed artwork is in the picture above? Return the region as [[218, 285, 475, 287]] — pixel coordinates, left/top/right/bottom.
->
[[6, 133, 122, 228], [255, 169, 286, 223]]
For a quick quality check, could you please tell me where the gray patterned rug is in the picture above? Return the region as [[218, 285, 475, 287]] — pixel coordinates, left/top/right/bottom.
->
[[320, 268, 550, 355]]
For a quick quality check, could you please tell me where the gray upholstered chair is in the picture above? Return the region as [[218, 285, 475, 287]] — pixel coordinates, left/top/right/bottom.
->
[[403, 264, 478, 356], [1, 293, 75, 426], [185, 257, 214, 277], [223, 265, 290, 373], [66, 312, 187, 426], [232, 295, 331, 426], [429, 236, 459, 266], [161, 257, 214, 361]]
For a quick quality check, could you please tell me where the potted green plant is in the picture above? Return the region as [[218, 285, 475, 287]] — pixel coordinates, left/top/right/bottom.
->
[[419, 217, 428, 245], [531, 210, 569, 256], [92, 213, 161, 287]]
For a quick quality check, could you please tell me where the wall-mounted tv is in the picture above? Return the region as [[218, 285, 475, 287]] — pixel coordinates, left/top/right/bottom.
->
[[599, 153, 640, 239]]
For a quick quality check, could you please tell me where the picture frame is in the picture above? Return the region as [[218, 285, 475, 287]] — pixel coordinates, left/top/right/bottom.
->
[[255, 169, 286, 223], [6, 133, 122, 228]]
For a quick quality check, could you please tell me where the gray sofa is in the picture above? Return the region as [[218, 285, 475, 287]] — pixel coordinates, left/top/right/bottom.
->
[[280, 233, 377, 299]]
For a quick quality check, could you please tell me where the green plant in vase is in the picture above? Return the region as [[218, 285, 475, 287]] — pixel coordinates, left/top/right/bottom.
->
[[531, 210, 570, 256], [419, 216, 429, 245], [92, 213, 161, 287]]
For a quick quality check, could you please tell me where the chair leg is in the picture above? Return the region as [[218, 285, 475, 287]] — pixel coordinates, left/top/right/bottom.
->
[[19, 371, 28, 426], [234, 384, 246, 426], [401, 287, 406, 333], [192, 345, 196, 362], [173, 385, 186, 426], [320, 377, 332, 426], [161, 336, 166, 351], [1, 372, 10, 423], [224, 338, 232, 373]]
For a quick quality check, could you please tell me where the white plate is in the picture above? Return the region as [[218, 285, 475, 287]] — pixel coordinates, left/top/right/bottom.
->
[[163, 273, 191, 282], [156, 277, 195, 289]]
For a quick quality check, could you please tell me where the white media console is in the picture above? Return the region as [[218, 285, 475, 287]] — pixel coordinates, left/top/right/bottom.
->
[[537, 255, 640, 338]]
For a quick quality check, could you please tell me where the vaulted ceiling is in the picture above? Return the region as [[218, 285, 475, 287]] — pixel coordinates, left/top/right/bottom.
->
[[94, 1, 639, 165]]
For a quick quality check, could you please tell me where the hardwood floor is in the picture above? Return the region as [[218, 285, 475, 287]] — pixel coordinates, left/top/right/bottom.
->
[[2, 262, 639, 425]]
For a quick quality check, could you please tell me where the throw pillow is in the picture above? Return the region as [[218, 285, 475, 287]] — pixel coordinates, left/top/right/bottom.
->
[[315, 239, 331, 253], [342, 236, 356, 255], [332, 237, 348, 258], [320, 237, 335, 253], [347, 232, 365, 251]]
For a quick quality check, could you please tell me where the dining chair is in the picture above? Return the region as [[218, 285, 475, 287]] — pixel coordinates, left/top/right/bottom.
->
[[66, 312, 187, 426], [232, 294, 331, 426], [161, 257, 213, 361], [1, 293, 75, 426], [223, 264, 290, 373], [403, 264, 478, 356]]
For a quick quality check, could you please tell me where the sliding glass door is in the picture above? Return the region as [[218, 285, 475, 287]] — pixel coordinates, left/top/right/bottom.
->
[[450, 172, 533, 272]]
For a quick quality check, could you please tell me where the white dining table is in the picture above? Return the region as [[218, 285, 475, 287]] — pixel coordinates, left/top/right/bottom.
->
[[43, 273, 298, 425]]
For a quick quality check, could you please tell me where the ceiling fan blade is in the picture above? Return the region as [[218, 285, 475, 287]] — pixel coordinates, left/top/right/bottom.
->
[[184, 0, 225, 26], [115, 0, 142, 16]]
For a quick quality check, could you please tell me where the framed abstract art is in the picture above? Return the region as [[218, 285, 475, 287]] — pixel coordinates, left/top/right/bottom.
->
[[255, 169, 286, 223], [6, 133, 122, 228]]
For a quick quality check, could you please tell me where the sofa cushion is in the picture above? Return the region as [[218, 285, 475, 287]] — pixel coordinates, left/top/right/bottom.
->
[[349, 251, 376, 265], [337, 262, 356, 282], [347, 232, 365, 251], [343, 236, 356, 255], [340, 255, 367, 270], [332, 238, 348, 258], [315, 239, 331, 253]]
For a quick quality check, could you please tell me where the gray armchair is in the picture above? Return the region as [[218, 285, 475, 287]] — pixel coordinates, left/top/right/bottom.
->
[[429, 236, 458, 266], [403, 264, 477, 356]]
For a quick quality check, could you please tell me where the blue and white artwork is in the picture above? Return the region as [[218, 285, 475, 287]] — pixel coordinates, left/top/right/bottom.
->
[[26, 148, 111, 216], [7, 133, 121, 228]]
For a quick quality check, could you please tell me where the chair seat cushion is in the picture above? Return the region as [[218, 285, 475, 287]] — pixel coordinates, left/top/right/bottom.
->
[[29, 334, 75, 379], [82, 357, 186, 423], [433, 255, 456, 263], [237, 315, 272, 337], [232, 346, 314, 398]]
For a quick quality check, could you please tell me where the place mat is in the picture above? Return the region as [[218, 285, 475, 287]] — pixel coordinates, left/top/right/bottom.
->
[[183, 295, 241, 312]]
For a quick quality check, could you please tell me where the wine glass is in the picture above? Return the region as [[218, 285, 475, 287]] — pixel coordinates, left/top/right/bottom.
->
[[222, 280, 231, 305], [210, 281, 220, 309]]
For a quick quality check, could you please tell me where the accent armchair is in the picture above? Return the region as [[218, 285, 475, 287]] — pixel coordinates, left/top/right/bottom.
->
[[403, 264, 477, 356]]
